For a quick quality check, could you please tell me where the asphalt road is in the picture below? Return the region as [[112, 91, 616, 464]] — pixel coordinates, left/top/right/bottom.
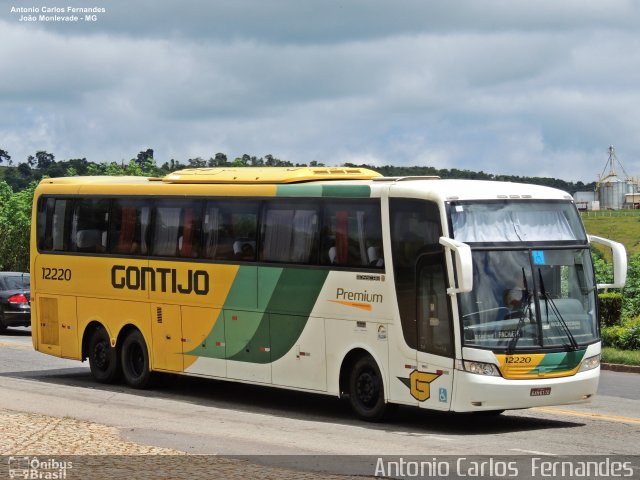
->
[[1, 327, 639, 465]]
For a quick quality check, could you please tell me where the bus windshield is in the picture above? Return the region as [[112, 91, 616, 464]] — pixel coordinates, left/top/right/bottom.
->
[[450, 200, 586, 244], [451, 201, 596, 351], [457, 248, 597, 350]]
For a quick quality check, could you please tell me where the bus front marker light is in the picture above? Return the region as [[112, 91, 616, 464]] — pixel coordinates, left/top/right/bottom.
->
[[578, 354, 600, 372]]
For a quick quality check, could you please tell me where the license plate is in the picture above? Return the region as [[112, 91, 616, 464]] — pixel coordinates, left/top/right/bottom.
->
[[530, 387, 551, 396]]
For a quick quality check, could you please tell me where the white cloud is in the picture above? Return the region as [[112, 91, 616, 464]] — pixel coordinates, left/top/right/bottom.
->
[[1, 1, 640, 182]]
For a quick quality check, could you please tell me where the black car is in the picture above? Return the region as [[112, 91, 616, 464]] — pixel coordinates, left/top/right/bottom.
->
[[0, 272, 31, 332]]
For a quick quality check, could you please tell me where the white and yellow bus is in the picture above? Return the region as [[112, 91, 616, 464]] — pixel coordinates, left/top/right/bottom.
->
[[30, 167, 626, 420]]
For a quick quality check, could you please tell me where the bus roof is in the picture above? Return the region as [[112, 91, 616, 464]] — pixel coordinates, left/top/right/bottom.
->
[[384, 178, 573, 202], [35, 171, 573, 202], [162, 167, 382, 184]]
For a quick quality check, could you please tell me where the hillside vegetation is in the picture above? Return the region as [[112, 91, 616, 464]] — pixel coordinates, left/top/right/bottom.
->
[[581, 211, 640, 256]]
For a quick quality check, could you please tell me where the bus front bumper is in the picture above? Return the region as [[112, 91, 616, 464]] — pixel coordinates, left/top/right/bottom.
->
[[450, 367, 600, 412]]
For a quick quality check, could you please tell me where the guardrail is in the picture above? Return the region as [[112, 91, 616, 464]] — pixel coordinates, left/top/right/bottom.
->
[[581, 210, 640, 218]]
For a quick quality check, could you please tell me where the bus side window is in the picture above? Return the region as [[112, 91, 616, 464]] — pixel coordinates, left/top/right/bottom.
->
[[178, 207, 200, 258], [70, 199, 110, 253], [36, 197, 55, 251], [417, 255, 454, 357], [202, 200, 259, 262], [390, 199, 442, 350], [261, 201, 319, 264], [109, 199, 150, 256], [153, 204, 182, 256], [37, 197, 73, 252], [150, 200, 202, 258], [202, 204, 221, 259], [320, 201, 383, 269]]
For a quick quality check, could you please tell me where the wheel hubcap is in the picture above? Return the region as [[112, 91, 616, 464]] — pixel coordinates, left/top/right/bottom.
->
[[356, 370, 378, 407], [128, 344, 144, 377], [94, 342, 109, 370]]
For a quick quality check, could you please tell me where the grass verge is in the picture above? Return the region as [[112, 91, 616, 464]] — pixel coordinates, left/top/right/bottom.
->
[[601, 347, 640, 366]]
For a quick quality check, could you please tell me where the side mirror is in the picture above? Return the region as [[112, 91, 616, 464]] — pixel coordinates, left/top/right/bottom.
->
[[588, 235, 627, 289], [439, 237, 473, 294]]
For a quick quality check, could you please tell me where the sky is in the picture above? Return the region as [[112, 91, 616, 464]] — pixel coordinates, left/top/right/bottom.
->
[[1, 0, 640, 183]]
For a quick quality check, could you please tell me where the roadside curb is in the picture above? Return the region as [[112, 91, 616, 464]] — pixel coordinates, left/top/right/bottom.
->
[[601, 363, 640, 374]]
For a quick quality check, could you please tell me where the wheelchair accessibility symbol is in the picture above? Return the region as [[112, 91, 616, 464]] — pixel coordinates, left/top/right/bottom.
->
[[439, 387, 448, 403]]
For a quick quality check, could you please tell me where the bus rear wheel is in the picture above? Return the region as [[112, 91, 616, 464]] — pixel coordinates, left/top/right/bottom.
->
[[88, 326, 120, 384], [348, 355, 389, 422], [121, 330, 151, 389]]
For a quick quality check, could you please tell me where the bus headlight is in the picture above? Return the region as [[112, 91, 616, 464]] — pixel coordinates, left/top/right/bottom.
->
[[456, 360, 501, 376], [578, 354, 600, 372]]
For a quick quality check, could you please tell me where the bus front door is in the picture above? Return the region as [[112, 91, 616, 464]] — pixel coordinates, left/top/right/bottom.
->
[[414, 253, 454, 410]]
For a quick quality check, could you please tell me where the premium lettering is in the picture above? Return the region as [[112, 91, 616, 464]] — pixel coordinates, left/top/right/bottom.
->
[[111, 265, 209, 295], [336, 287, 383, 303]]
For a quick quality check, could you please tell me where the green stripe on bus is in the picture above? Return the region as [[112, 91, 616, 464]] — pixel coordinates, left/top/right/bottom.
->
[[223, 266, 258, 310], [228, 268, 329, 363], [321, 184, 371, 198], [263, 268, 328, 314], [276, 184, 323, 197], [529, 350, 586, 375], [276, 184, 371, 198], [266, 268, 329, 362], [186, 309, 226, 359], [188, 267, 329, 364], [257, 267, 283, 311]]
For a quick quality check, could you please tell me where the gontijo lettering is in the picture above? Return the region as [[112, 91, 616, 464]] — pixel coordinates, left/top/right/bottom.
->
[[111, 265, 209, 295]]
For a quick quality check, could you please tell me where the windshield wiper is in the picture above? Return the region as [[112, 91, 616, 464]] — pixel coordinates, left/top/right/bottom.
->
[[538, 269, 579, 351], [507, 268, 534, 353]]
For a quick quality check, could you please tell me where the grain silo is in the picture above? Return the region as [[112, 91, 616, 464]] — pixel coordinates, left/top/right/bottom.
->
[[573, 191, 599, 211], [596, 146, 639, 210]]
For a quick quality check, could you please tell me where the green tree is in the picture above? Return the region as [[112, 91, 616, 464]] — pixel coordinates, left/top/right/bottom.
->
[[35, 151, 55, 170], [105, 161, 128, 176], [135, 148, 154, 168], [160, 159, 185, 172], [622, 255, 640, 320], [232, 155, 250, 167], [208, 153, 228, 167], [188, 157, 207, 168], [592, 249, 613, 285], [132, 149, 162, 176], [3, 163, 38, 191], [0, 180, 36, 271], [0, 149, 11, 165]]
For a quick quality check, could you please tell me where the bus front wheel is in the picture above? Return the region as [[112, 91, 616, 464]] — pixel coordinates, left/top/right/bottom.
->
[[348, 355, 388, 422], [88, 326, 120, 384], [121, 330, 151, 389]]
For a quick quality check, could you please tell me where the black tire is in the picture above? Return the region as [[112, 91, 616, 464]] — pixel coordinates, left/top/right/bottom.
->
[[121, 329, 151, 389], [0, 308, 7, 334], [348, 355, 389, 422], [88, 326, 121, 383], [473, 410, 505, 416]]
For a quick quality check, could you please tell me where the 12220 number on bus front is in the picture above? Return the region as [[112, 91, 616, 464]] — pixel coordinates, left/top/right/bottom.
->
[[504, 356, 533, 364]]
